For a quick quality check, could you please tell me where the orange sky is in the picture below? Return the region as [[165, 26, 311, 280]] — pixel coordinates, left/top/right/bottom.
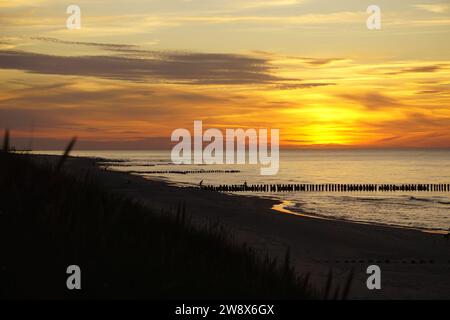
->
[[1, 0, 449, 149]]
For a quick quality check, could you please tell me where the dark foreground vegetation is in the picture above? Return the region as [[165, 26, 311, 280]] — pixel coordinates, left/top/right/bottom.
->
[[0, 137, 321, 299]]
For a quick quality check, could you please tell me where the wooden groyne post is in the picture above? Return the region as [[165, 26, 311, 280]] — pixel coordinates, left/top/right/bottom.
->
[[200, 183, 450, 193]]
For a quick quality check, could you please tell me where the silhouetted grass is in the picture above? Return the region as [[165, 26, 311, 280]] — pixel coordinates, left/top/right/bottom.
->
[[55, 137, 77, 173], [2, 129, 9, 152], [0, 150, 318, 299]]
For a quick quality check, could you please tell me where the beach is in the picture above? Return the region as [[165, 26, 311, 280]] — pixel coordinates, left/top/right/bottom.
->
[[49, 154, 450, 300]]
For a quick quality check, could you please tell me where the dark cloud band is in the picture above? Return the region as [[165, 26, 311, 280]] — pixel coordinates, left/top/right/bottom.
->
[[0, 49, 285, 85]]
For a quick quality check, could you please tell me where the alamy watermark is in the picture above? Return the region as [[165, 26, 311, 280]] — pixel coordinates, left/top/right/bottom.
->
[[171, 121, 279, 175], [366, 5, 381, 30], [366, 265, 381, 290], [66, 5, 81, 29], [66, 265, 81, 290]]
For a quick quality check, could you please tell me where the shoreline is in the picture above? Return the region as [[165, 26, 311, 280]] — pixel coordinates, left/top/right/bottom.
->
[[24, 150, 450, 233], [147, 178, 450, 235], [140, 178, 449, 235], [272, 200, 449, 235], [30, 154, 450, 299]]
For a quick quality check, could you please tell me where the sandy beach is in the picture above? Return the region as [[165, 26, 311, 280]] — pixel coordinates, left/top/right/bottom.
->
[[53, 155, 450, 299]]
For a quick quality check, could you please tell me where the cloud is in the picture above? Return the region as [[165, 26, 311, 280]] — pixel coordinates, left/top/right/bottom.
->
[[413, 4, 450, 13], [351, 111, 450, 148], [373, 112, 450, 129], [340, 92, 402, 110], [274, 82, 335, 90], [388, 64, 447, 75], [0, 49, 291, 85], [171, 11, 363, 25], [219, 0, 304, 11], [0, 80, 261, 137], [30, 37, 140, 52], [405, 65, 443, 73], [297, 57, 345, 66], [0, 0, 47, 8], [10, 135, 172, 151]]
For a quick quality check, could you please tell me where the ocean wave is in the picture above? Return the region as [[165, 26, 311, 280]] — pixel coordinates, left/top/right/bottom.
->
[[408, 196, 450, 205], [408, 196, 432, 202]]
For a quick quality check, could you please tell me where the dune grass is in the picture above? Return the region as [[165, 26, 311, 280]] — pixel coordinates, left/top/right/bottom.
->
[[0, 146, 319, 299]]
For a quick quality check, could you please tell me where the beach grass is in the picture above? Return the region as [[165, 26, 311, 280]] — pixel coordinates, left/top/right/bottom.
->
[[0, 144, 318, 299]]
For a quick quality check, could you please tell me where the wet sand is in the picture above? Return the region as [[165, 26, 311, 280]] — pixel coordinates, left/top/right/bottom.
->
[[38, 155, 450, 299]]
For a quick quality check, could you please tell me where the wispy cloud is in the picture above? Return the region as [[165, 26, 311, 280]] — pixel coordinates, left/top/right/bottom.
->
[[413, 3, 450, 13], [297, 57, 345, 66], [340, 92, 402, 110], [274, 82, 335, 90], [386, 64, 448, 75], [0, 0, 47, 8], [30, 37, 140, 52]]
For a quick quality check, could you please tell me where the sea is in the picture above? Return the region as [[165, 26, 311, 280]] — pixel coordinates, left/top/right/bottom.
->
[[32, 149, 450, 232]]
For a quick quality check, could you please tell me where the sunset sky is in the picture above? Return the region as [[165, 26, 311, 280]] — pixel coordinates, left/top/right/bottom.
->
[[1, 0, 449, 149]]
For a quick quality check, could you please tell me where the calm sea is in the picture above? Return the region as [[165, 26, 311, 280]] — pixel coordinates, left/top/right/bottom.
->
[[33, 149, 450, 232]]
